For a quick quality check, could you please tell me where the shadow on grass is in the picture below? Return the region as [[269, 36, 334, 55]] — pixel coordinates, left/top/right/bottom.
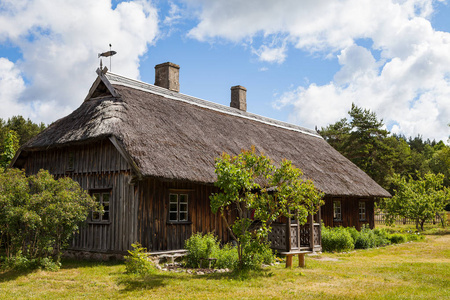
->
[[59, 258, 124, 270], [0, 268, 36, 283], [116, 267, 276, 293], [117, 271, 192, 292]]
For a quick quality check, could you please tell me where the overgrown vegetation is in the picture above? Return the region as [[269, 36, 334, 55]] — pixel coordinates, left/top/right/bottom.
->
[[210, 148, 323, 270], [0, 168, 96, 270], [184, 232, 239, 269], [321, 225, 423, 252]]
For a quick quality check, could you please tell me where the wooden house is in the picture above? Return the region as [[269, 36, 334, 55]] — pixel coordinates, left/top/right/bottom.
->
[[12, 62, 390, 256]]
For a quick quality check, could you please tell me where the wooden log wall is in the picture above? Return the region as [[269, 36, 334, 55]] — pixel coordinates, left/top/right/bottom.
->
[[19, 139, 138, 253], [321, 196, 375, 230], [137, 178, 233, 252]]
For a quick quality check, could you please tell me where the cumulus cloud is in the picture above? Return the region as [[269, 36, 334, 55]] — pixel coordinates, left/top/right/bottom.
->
[[185, 0, 450, 141], [0, 0, 158, 124]]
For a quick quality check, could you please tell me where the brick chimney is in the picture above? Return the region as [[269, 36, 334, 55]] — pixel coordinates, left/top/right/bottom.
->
[[230, 85, 247, 111], [154, 62, 180, 92]]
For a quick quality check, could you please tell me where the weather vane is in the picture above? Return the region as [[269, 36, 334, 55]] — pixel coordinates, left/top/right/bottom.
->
[[98, 44, 117, 71]]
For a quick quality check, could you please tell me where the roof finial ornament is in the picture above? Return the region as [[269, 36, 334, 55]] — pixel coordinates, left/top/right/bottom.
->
[[98, 44, 117, 71]]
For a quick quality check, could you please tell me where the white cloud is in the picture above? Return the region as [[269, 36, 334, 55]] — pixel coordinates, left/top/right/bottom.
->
[[0, 0, 158, 124], [0, 58, 26, 119], [253, 43, 287, 64], [185, 0, 450, 141]]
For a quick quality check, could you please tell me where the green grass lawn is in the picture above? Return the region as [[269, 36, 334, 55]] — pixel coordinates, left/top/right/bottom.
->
[[1, 234, 449, 300]]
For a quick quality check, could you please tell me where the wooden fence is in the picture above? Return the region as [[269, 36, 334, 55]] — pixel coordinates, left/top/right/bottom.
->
[[374, 212, 446, 225]]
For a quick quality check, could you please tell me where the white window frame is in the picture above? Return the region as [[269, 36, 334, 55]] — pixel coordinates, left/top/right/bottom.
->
[[169, 193, 189, 222], [91, 190, 111, 223], [333, 200, 342, 221], [359, 201, 366, 221]]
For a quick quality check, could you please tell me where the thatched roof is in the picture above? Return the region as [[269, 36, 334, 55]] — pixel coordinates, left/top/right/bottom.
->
[[16, 69, 390, 197]]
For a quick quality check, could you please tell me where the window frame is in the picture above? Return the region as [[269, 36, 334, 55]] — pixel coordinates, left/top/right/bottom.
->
[[167, 192, 190, 224], [66, 151, 75, 172], [89, 189, 112, 224], [333, 200, 342, 221], [359, 201, 366, 221]]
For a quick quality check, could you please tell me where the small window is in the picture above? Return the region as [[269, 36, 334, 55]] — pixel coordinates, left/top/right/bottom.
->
[[333, 200, 342, 221], [169, 193, 188, 222], [67, 152, 74, 171], [91, 191, 111, 222], [359, 201, 366, 221]]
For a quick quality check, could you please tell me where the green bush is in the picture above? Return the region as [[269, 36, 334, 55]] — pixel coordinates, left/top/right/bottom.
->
[[372, 228, 391, 246], [184, 232, 220, 268], [354, 225, 378, 249], [406, 232, 423, 241], [388, 233, 407, 244], [240, 240, 274, 270], [0, 253, 60, 271], [124, 243, 156, 275], [214, 243, 238, 269], [322, 226, 355, 252], [0, 168, 96, 264]]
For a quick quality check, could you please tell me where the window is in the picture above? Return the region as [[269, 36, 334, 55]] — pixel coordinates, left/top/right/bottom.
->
[[91, 191, 111, 222], [359, 201, 366, 221], [67, 152, 74, 171], [333, 200, 342, 221], [169, 193, 188, 222]]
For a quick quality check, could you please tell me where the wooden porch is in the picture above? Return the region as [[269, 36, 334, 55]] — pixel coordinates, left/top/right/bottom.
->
[[268, 213, 321, 267]]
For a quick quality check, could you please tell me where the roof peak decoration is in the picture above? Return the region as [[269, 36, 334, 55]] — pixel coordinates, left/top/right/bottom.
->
[[84, 67, 119, 101]]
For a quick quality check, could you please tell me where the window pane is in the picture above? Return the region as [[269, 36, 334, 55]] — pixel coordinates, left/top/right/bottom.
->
[[169, 212, 178, 221], [169, 194, 178, 203], [92, 211, 100, 221], [103, 193, 110, 203], [93, 193, 100, 203], [180, 203, 188, 212], [169, 203, 178, 212], [179, 194, 188, 203], [179, 212, 187, 221]]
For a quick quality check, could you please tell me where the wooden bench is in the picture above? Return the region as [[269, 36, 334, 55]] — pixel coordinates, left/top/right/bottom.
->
[[279, 251, 311, 268], [147, 249, 188, 264]]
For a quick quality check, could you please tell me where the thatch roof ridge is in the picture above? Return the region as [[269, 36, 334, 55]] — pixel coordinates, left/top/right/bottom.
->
[[105, 72, 320, 138]]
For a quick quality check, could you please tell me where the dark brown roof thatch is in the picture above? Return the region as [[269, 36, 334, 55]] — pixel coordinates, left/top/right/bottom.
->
[[18, 70, 390, 197]]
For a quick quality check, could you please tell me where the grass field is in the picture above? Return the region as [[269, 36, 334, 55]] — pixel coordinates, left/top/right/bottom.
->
[[1, 233, 449, 300]]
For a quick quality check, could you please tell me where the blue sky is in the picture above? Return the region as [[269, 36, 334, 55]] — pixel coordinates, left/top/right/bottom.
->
[[0, 0, 449, 142]]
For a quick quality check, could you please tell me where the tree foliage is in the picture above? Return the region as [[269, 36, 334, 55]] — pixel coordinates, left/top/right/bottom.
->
[[0, 116, 46, 168], [379, 173, 449, 230], [320, 103, 392, 187], [0, 130, 20, 168], [210, 148, 324, 270], [320, 104, 450, 191], [0, 168, 96, 261]]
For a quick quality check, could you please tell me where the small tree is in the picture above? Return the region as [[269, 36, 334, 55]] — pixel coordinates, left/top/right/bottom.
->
[[0, 168, 96, 262], [210, 148, 324, 269], [380, 173, 449, 230]]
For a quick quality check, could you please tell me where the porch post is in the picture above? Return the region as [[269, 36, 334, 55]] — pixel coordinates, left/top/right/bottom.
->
[[309, 214, 315, 250], [286, 210, 291, 252]]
